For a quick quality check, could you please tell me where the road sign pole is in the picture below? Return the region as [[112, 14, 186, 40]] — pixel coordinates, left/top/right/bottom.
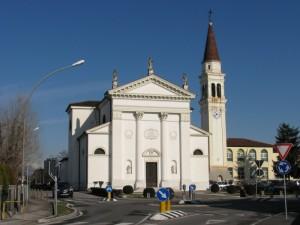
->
[[283, 174, 288, 220], [255, 175, 257, 198]]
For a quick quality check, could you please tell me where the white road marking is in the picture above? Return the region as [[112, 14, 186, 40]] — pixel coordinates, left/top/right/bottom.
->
[[206, 219, 227, 224], [65, 222, 88, 225], [250, 212, 281, 225], [115, 223, 133, 225]]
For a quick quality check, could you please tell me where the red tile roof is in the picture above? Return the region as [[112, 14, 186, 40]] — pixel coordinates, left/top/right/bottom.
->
[[227, 138, 273, 147]]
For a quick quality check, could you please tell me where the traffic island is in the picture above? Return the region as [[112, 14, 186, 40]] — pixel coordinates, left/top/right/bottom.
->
[[150, 210, 187, 221], [38, 202, 82, 224]]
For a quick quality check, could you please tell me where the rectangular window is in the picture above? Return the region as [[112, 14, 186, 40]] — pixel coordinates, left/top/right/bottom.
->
[[227, 152, 233, 161], [238, 167, 245, 179], [228, 168, 233, 178]]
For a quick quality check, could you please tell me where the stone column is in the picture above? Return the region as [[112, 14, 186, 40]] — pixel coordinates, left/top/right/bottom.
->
[[135, 111, 144, 188], [160, 112, 168, 186]]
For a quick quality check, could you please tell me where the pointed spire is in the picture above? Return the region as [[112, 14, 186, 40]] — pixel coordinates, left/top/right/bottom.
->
[[147, 57, 154, 75], [203, 10, 220, 63]]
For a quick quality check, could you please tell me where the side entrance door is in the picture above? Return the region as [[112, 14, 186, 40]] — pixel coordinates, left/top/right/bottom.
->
[[146, 162, 157, 187]]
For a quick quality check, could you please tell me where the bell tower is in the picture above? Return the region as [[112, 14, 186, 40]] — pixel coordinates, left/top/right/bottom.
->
[[199, 16, 227, 179]]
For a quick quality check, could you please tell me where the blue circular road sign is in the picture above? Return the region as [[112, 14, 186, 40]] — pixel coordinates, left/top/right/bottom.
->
[[189, 184, 196, 191], [156, 188, 169, 202], [106, 185, 113, 193], [276, 160, 292, 175]]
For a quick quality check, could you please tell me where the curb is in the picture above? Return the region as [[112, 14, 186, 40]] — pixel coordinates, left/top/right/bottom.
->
[[150, 210, 187, 221], [101, 198, 118, 202], [38, 203, 82, 224]]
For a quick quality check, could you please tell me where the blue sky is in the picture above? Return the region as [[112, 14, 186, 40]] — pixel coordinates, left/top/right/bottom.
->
[[1, 1, 300, 161]]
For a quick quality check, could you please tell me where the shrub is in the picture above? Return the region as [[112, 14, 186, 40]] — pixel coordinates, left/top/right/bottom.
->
[[166, 187, 175, 200], [244, 184, 256, 195], [143, 188, 155, 198], [123, 185, 134, 194], [211, 183, 220, 193], [227, 185, 240, 194], [91, 188, 109, 197]]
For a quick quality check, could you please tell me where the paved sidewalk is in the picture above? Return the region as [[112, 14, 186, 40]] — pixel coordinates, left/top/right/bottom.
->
[[1, 199, 51, 225]]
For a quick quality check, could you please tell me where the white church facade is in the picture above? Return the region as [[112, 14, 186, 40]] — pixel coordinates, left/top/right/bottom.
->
[[65, 19, 231, 191], [66, 66, 210, 190]]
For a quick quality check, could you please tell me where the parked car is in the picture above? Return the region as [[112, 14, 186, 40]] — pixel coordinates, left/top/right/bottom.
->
[[53, 182, 73, 198], [217, 181, 229, 190]]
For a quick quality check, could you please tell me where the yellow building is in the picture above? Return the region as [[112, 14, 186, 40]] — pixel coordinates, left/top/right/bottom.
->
[[226, 138, 278, 183]]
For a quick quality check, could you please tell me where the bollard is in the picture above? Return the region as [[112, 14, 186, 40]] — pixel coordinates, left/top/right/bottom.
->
[[1, 202, 6, 220], [160, 201, 166, 213], [108, 192, 111, 201], [166, 200, 171, 211], [147, 192, 150, 199]]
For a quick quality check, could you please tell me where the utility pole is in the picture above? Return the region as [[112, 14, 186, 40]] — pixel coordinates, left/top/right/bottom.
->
[[48, 161, 57, 216]]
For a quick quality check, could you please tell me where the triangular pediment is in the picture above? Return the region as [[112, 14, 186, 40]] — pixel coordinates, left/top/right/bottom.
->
[[108, 74, 195, 100]]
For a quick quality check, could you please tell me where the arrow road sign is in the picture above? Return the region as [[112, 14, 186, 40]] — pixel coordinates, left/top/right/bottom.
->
[[276, 160, 292, 175], [106, 185, 112, 193], [256, 168, 264, 177], [157, 188, 169, 202], [189, 184, 196, 191], [275, 143, 293, 160]]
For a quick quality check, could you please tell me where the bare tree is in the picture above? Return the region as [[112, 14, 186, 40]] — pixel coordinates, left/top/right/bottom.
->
[[0, 96, 40, 184]]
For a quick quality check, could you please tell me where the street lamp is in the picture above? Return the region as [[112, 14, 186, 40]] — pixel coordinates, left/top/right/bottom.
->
[[21, 59, 85, 204]]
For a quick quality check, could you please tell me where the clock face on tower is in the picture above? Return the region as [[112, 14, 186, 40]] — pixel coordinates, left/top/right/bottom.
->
[[213, 110, 221, 119]]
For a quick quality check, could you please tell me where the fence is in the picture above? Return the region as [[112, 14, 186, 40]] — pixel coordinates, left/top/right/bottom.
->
[[0, 185, 28, 220]]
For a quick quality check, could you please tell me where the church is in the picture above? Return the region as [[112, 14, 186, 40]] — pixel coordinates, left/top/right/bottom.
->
[[65, 19, 230, 191]]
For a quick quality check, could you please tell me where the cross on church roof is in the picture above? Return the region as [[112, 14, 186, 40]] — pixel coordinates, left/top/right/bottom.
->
[[147, 57, 154, 76]]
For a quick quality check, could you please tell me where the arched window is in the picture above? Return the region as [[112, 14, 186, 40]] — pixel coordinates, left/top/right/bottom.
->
[[217, 84, 221, 98], [211, 83, 216, 97], [94, 148, 105, 155], [171, 160, 177, 174], [227, 149, 233, 161], [261, 149, 268, 161], [248, 149, 256, 161], [102, 115, 106, 124], [193, 149, 203, 155], [126, 160, 132, 174], [237, 149, 245, 161]]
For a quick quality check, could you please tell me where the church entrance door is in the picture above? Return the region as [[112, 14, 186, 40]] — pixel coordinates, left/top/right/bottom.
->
[[146, 162, 157, 187]]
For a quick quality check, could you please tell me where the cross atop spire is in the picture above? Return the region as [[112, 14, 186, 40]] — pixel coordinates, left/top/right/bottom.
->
[[208, 9, 213, 25]]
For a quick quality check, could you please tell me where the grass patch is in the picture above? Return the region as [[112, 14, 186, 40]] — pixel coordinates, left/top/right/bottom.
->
[[57, 201, 73, 216]]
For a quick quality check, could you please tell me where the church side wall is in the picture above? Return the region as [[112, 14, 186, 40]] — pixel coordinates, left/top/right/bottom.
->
[[190, 135, 209, 190], [68, 107, 98, 189], [87, 133, 110, 189]]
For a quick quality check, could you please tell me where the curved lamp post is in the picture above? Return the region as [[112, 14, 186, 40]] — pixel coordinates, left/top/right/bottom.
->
[[21, 59, 85, 204]]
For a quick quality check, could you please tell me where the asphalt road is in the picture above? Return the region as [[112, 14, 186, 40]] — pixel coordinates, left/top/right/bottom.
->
[[53, 192, 300, 225]]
